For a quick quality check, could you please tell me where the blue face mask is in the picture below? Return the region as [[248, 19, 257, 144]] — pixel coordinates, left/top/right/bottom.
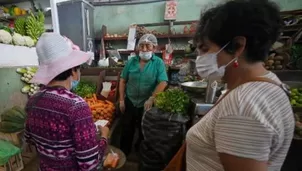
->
[[71, 71, 80, 90], [71, 80, 80, 90]]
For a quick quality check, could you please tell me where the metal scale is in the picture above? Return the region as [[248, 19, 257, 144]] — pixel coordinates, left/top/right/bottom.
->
[[180, 59, 225, 125]]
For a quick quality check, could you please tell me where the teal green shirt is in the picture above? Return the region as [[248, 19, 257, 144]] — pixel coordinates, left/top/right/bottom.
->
[[121, 55, 168, 107]]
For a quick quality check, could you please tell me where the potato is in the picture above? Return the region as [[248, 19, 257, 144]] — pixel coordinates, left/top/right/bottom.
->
[[274, 61, 281, 65], [266, 60, 274, 66], [275, 65, 283, 70], [274, 56, 284, 61], [269, 53, 276, 58]]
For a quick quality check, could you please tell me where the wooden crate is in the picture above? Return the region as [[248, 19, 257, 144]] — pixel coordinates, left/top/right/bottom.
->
[[0, 153, 24, 171]]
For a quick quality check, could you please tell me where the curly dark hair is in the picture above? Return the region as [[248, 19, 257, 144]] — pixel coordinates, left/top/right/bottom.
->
[[194, 0, 283, 63]]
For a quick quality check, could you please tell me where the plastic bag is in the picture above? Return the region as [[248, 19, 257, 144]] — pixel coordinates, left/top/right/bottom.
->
[[101, 82, 112, 98], [98, 58, 109, 67], [107, 50, 121, 60], [140, 108, 189, 170], [0, 140, 20, 165], [178, 62, 191, 82]]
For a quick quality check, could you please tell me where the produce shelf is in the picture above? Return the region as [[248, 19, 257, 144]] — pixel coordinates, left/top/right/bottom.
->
[[105, 49, 187, 55], [102, 34, 194, 41], [0, 14, 29, 21], [0, 11, 51, 21]]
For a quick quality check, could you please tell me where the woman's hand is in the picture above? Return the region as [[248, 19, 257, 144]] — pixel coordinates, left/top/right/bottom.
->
[[144, 97, 155, 111], [119, 101, 125, 113], [99, 126, 110, 139]]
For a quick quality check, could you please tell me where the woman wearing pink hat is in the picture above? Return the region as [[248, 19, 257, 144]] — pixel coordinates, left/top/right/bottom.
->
[[24, 33, 109, 170]]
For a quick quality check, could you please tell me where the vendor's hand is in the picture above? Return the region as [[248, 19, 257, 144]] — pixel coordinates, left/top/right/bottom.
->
[[99, 126, 110, 139], [144, 97, 155, 111], [119, 101, 125, 114]]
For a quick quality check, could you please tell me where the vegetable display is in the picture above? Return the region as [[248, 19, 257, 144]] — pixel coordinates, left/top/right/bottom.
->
[[14, 17, 26, 36], [290, 88, 302, 107], [1, 6, 27, 17], [16, 67, 40, 96], [74, 81, 97, 98], [0, 106, 27, 133], [264, 52, 288, 70], [155, 88, 190, 115], [12, 32, 25, 46], [0, 29, 12, 44], [85, 94, 115, 126], [26, 12, 45, 41], [0, 11, 45, 47]]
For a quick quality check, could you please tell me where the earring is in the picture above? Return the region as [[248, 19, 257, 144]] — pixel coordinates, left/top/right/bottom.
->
[[233, 59, 239, 68]]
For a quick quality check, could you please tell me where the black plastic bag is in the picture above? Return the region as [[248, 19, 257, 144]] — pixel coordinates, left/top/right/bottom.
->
[[140, 107, 189, 171]]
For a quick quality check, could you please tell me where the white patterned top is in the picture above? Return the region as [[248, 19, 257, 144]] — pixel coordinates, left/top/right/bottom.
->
[[186, 72, 294, 171]]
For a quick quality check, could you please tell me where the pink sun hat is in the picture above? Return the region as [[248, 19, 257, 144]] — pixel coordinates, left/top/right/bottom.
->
[[30, 33, 93, 85]]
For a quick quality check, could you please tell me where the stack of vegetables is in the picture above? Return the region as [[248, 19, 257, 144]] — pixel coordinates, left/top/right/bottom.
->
[[1, 6, 27, 17], [73, 81, 115, 126], [155, 88, 190, 115], [0, 5, 27, 17], [16, 67, 39, 96], [85, 94, 115, 127], [290, 87, 302, 107], [0, 106, 26, 133], [74, 81, 97, 98], [0, 11, 45, 47]]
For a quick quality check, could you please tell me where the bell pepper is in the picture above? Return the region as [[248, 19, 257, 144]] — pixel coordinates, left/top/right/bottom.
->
[[13, 7, 21, 16], [21, 9, 26, 15]]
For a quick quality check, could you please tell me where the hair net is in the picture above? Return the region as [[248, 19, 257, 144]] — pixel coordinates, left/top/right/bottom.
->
[[138, 34, 158, 46]]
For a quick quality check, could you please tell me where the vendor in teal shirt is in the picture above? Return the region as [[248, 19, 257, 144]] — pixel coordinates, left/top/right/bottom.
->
[[119, 34, 168, 156]]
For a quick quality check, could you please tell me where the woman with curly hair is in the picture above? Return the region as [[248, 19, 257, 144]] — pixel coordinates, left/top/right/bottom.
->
[[186, 0, 294, 171]]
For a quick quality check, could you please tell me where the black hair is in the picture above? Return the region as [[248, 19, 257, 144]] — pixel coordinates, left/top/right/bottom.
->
[[194, 0, 283, 63], [53, 65, 80, 81]]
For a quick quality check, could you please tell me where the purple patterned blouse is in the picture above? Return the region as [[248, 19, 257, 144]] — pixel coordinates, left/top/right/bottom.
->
[[24, 86, 107, 171]]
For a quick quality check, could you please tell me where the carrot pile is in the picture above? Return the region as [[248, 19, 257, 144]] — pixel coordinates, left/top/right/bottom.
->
[[85, 94, 115, 126]]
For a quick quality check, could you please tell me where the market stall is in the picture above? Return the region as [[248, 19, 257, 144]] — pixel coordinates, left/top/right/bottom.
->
[[0, 0, 302, 170]]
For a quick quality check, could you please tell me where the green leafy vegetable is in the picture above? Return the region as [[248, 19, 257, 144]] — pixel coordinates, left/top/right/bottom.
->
[[74, 81, 96, 98], [155, 88, 190, 115]]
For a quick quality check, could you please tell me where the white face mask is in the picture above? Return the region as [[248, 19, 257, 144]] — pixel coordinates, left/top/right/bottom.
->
[[196, 43, 235, 79], [139, 51, 153, 60]]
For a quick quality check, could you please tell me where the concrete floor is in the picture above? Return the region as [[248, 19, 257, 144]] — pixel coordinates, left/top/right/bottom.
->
[[22, 159, 139, 171], [22, 154, 139, 171], [22, 144, 140, 171]]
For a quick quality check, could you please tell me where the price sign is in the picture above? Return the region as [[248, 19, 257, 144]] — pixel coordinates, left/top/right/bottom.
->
[[164, 1, 178, 20]]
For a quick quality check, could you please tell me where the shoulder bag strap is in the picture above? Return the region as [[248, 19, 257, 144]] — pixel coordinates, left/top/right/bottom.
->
[[207, 77, 290, 115]]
